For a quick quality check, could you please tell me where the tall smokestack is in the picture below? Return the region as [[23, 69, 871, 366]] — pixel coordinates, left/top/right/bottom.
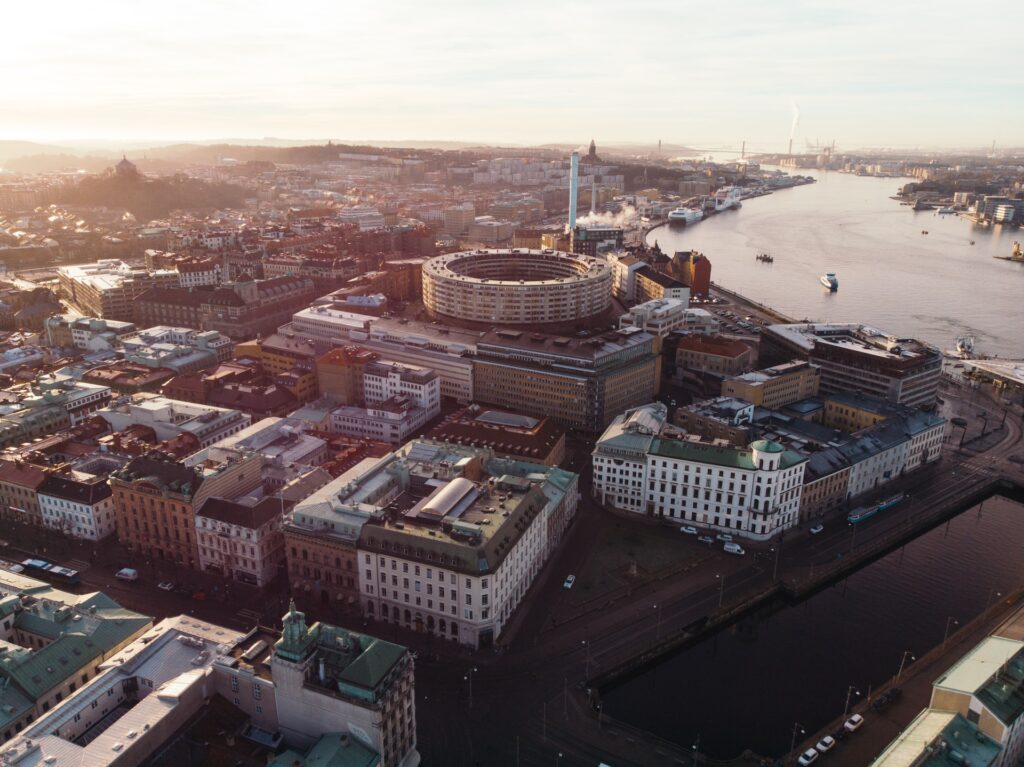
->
[[591, 181, 597, 213], [568, 151, 579, 230], [788, 138, 793, 157]]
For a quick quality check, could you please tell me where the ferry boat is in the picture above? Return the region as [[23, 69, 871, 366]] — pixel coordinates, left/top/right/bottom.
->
[[937, 207, 956, 215], [713, 186, 742, 212], [667, 207, 704, 224], [945, 336, 975, 359], [820, 272, 839, 291]]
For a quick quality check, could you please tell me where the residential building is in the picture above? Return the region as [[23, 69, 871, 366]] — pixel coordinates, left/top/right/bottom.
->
[[316, 346, 378, 403], [0, 459, 48, 526], [676, 334, 755, 378], [37, 472, 116, 540], [196, 496, 285, 587], [109, 447, 262, 568], [761, 323, 942, 408], [593, 402, 807, 540], [212, 417, 328, 468], [330, 398, 432, 446], [473, 327, 660, 432], [43, 315, 137, 351], [0, 376, 111, 447], [0, 570, 151, 745], [96, 393, 251, 448], [208, 382, 298, 420], [363, 360, 440, 417], [120, 325, 234, 371], [610, 254, 646, 302], [634, 265, 690, 303], [721, 360, 821, 409], [442, 202, 475, 235], [799, 448, 852, 522], [81, 361, 176, 394], [665, 250, 712, 298]]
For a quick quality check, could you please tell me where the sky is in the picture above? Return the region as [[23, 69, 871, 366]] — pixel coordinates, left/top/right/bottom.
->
[[2, 0, 1020, 151]]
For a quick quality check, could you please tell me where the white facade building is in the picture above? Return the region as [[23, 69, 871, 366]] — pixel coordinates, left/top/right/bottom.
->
[[363, 360, 441, 416], [97, 393, 251, 447], [593, 403, 807, 540], [196, 496, 285, 587], [619, 298, 718, 337], [37, 474, 117, 541]]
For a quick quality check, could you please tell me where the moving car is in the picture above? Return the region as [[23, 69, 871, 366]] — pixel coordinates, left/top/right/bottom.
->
[[810, 524, 825, 535], [844, 713, 864, 732], [680, 525, 698, 535], [716, 533, 734, 543], [157, 581, 175, 592], [115, 568, 139, 582], [815, 735, 836, 753], [723, 542, 746, 555], [563, 575, 576, 589], [798, 748, 819, 766], [698, 535, 714, 545]]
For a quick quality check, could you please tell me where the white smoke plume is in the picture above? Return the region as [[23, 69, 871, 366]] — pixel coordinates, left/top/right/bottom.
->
[[576, 204, 639, 228], [789, 102, 801, 141]]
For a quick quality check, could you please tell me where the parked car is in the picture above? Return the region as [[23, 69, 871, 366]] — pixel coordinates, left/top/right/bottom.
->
[[844, 713, 865, 732], [797, 748, 819, 766], [716, 533, 734, 543], [810, 524, 825, 535], [115, 567, 139, 582], [680, 525, 699, 535], [723, 542, 746, 556], [815, 735, 836, 754], [563, 575, 576, 589], [157, 581, 175, 592], [191, 590, 207, 601], [698, 535, 715, 545]]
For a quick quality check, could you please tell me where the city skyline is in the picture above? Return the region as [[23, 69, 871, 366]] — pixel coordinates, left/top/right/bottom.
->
[[3, 0, 1019, 150]]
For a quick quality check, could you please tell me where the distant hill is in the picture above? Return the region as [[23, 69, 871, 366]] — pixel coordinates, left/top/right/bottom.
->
[[57, 171, 245, 221], [0, 140, 67, 163]]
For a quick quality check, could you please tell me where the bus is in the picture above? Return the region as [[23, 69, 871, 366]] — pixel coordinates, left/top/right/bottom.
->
[[20, 558, 81, 586]]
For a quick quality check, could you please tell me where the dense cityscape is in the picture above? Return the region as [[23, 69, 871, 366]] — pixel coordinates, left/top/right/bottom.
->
[[3, 3, 1024, 765]]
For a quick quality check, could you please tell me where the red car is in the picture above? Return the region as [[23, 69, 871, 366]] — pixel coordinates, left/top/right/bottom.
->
[[191, 591, 207, 602]]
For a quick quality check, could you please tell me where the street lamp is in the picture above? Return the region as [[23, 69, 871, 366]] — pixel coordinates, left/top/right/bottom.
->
[[896, 650, 916, 682], [844, 686, 861, 717], [464, 666, 478, 709], [716, 574, 725, 608], [581, 640, 591, 679], [942, 616, 959, 648], [789, 722, 805, 755], [987, 588, 1003, 615], [556, 752, 563, 767]]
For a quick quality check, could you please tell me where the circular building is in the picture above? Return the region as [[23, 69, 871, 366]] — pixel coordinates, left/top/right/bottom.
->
[[422, 248, 613, 330]]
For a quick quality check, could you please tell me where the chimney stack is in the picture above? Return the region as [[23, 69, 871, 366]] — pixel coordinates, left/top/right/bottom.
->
[[568, 151, 579, 231]]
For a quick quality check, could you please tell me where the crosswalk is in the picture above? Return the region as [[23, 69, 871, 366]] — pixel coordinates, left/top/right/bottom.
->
[[67, 559, 92, 571]]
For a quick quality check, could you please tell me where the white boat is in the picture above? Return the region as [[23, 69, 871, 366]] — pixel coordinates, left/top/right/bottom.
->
[[713, 186, 742, 212], [667, 207, 704, 224], [820, 272, 838, 291], [937, 207, 956, 214]]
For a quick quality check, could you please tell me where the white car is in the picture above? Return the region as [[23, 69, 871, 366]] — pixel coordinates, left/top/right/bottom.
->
[[815, 735, 836, 753], [716, 533, 734, 543], [844, 713, 865, 732], [798, 748, 819, 766], [723, 542, 746, 555], [157, 581, 175, 592], [680, 525, 698, 535], [563, 575, 576, 589], [810, 524, 825, 535], [115, 567, 139, 582]]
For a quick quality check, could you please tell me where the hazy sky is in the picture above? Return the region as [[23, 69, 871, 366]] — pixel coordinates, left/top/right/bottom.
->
[[3, 0, 1019, 150]]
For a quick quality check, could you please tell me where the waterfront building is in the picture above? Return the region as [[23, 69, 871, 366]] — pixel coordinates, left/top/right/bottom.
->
[[285, 440, 578, 648], [610, 254, 646, 302], [664, 251, 712, 299], [619, 298, 718, 338], [57, 260, 180, 321], [96, 393, 250, 448], [473, 327, 660, 433], [593, 403, 806, 540], [0, 570, 152, 745], [109, 447, 262, 567], [721, 360, 821, 409], [675, 334, 755, 378], [634, 265, 690, 303], [761, 323, 942, 408]]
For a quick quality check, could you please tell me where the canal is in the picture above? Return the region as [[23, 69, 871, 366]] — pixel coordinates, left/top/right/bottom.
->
[[601, 495, 1024, 759]]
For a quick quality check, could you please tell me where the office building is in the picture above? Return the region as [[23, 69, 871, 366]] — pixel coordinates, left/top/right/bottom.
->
[[761, 323, 942, 408], [426, 405, 566, 465], [673, 397, 755, 446], [620, 298, 717, 338], [634, 266, 690, 303], [442, 202, 475, 236], [96, 393, 250, 448], [195, 496, 285, 587], [721, 360, 821, 409], [58, 260, 180, 321], [473, 327, 660, 432], [676, 335, 755, 378]]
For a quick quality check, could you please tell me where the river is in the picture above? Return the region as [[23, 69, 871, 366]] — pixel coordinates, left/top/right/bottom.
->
[[646, 170, 1024, 358], [601, 496, 1024, 758]]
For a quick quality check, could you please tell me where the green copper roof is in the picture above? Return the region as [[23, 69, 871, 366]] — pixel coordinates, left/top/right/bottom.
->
[[750, 439, 784, 453], [269, 733, 380, 767]]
